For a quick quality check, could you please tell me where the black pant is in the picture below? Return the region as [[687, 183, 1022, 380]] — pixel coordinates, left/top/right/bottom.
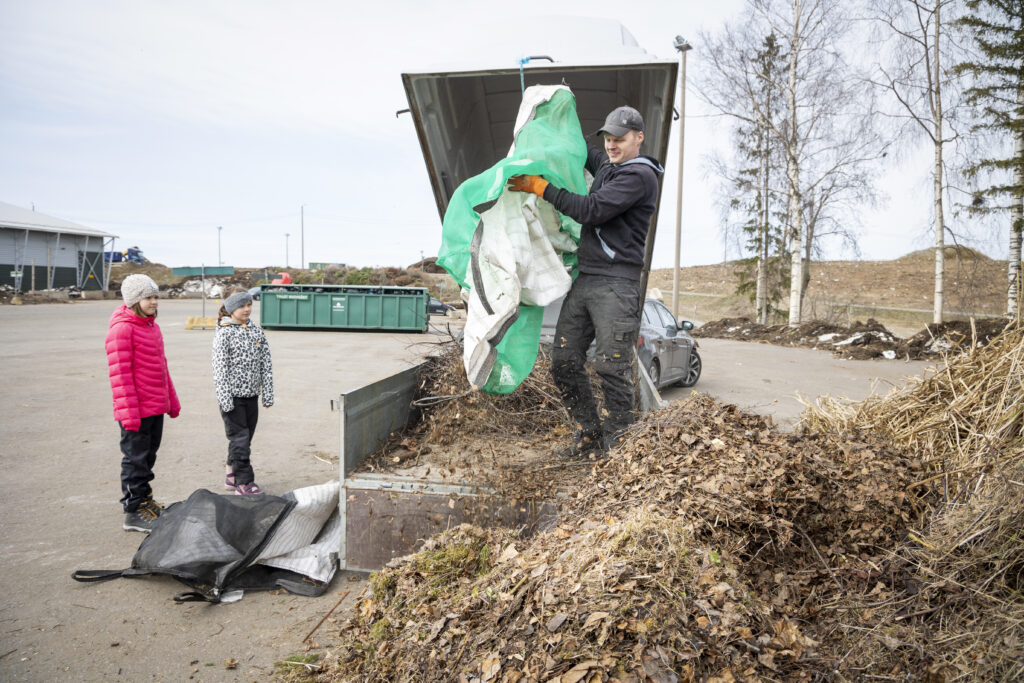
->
[[221, 396, 259, 486], [119, 414, 163, 512], [551, 273, 641, 440]]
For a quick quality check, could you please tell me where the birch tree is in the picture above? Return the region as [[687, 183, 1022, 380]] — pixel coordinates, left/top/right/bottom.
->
[[698, 0, 884, 325], [954, 0, 1024, 316], [873, 0, 963, 324]]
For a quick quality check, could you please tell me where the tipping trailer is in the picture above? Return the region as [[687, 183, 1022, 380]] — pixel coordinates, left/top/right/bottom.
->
[[335, 20, 678, 571]]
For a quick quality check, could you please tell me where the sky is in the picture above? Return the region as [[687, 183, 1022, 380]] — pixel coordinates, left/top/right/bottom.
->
[[0, 0, 1008, 271]]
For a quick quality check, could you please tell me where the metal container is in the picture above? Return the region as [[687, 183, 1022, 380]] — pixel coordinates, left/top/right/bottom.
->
[[259, 284, 429, 332]]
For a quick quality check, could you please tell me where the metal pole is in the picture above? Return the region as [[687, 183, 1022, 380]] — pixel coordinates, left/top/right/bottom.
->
[[301, 206, 304, 270], [218, 226, 223, 266], [285, 233, 290, 268], [672, 37, 692, 320]]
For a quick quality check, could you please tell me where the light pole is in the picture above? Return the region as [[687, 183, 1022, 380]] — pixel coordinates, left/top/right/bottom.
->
[[285, 233, 290, 268], [672, 35, 692, 320], [217, 225, 223, 266], [300, 205, 304, 270]]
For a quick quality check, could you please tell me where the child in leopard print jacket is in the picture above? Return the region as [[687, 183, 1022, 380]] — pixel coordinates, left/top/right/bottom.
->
[[212, 288, 274, 495]]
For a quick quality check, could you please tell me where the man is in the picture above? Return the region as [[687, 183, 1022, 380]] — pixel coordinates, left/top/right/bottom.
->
[[508, 105, 664, 457]]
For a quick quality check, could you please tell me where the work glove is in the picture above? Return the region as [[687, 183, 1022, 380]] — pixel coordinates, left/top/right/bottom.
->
[[506, 174, 549, 197]]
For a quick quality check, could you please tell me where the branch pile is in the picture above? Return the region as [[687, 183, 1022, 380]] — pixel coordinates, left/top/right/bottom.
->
[[799, 322, 1024, 679]]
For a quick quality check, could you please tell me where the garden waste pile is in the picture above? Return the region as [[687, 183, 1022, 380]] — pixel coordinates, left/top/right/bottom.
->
[[300, 323, 1023, 681], [694, 316, 1010, 361]]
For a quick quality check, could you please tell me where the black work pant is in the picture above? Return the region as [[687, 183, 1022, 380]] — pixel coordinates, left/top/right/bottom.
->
[[551, 273, 641, 440], [221, 396, 259, 486], [119, 414, 163, 512]]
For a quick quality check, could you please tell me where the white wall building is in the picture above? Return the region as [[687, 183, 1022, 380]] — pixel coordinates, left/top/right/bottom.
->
[[0, 201, 117, 291]]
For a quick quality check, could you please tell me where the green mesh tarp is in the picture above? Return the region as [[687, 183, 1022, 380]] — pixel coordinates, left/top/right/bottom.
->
[[437, 87, 588, 394]]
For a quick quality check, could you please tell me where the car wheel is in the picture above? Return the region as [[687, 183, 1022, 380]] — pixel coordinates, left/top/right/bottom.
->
[[677, 350, 702, 387], [647, 359, 661, 387]]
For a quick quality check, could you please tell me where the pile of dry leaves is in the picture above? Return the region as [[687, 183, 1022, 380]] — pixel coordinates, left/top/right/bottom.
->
[[694, 316, 1010, 361], [298, 324, 1024, 681], [309, 403, 931, 680]]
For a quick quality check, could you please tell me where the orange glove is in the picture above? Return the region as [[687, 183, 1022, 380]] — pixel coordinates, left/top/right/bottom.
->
[[507, 174, 549, 197]]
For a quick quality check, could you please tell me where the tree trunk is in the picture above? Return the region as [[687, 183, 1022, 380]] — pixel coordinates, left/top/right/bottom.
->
[[756, 128, 770, 324], [786, 0, 803, 326], [932, 0, 945, 325], [1008, 79, 1023, 317], [801, 194, 815, 314]]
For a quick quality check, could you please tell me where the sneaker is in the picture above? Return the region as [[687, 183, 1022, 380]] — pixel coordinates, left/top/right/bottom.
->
[[139, 494, 164, 514], [556, 431, 605, 460], [123, 502, 160, 533], [224, 465, 236, 491], [234, 482, 264, 495]]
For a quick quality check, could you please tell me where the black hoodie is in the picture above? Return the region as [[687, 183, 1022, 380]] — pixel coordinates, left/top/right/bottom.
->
[[542, 144, 664, 281]]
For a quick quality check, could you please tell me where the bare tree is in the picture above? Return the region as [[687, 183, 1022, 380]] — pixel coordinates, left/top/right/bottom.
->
[[697, 0, 885, 324], [872, 0, 965, 324]]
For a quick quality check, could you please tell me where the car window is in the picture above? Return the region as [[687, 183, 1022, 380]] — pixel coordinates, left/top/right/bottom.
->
[[653, 302, 676, 330], [642, 303, 657, 327]]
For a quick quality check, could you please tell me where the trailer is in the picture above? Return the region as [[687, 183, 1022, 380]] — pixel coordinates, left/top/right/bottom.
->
[[335, 19, 678, 571]]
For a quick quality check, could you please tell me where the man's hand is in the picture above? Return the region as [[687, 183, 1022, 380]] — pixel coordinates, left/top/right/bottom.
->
[[507, 174, 549, 197]]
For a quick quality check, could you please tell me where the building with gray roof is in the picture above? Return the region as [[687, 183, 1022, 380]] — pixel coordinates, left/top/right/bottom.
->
[[0, 201, 117, 291]]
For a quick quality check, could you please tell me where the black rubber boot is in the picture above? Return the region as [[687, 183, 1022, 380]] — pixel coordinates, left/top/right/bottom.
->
[[556, 431, 606, 460]]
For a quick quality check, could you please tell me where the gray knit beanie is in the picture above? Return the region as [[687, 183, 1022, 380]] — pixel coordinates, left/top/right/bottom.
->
[[121, 274, 160, 307], [224, 290, 253, 314]]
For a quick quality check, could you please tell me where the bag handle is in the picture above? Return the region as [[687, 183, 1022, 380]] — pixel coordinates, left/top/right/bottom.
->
[[71, 569, 125, 583]]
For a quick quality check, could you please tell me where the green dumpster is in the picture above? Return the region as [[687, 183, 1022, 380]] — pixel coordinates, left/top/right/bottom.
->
[[259, 284, 430, 332]]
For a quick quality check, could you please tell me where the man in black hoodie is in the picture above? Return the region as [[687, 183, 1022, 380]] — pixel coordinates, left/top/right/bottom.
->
[[508, 105, 665, 457]]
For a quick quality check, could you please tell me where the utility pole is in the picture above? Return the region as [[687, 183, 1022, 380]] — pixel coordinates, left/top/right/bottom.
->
[[672, 35, 692, 320], [218, 225, 223, 266], [300, 205, 305, 270], [285, 233, 290, 268]]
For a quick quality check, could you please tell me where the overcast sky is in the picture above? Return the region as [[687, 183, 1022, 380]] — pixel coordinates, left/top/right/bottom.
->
[[0, 0, 1007, 270]]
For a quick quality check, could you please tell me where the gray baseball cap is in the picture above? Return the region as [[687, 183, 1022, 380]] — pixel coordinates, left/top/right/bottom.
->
[[596, 106, 645, 137]]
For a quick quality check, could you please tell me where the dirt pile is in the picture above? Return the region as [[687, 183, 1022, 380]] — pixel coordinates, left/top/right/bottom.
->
[[694, 316, 1011, 360], [104, 262, 460, 303]]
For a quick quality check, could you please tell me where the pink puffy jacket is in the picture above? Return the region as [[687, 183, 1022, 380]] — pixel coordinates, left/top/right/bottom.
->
[[105, 305, 181, 431]]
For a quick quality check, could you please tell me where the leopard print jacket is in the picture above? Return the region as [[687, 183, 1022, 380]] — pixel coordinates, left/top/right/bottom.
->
[[211, 318, 274, 413]]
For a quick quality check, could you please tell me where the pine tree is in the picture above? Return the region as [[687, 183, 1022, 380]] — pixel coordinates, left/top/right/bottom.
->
[[731, 34, 790, 324], [954, 0, 1024, 315]]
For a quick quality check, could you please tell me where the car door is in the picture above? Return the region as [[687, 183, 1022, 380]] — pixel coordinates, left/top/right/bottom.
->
[[651, 301, 685, 383]]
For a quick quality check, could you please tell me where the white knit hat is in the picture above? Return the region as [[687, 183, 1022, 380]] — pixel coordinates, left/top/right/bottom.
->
[[121, 274, 160, 307]]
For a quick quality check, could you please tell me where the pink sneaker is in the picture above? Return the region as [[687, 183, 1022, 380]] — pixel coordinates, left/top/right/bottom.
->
[[234, 482, 263, 495]]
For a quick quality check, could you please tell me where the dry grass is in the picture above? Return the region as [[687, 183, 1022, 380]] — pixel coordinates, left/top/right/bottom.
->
[[800, 321, 1024, 680]]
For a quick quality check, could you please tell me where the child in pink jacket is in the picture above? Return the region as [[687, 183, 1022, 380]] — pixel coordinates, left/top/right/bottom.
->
[[105, 274, 180, 533]]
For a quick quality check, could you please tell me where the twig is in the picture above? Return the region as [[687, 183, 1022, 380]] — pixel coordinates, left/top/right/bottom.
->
[[303, 589, 350, 642], [796, 526, 844, 593], [278, 660, 322, 671]]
